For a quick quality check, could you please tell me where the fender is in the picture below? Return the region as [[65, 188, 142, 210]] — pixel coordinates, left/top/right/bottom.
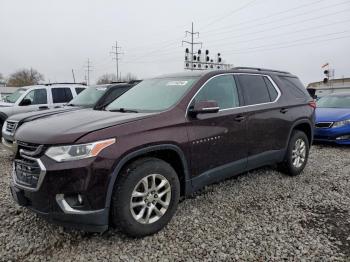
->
[[0, 112, 8, 122], [286, 118, 314, 149], [104, 144, 191, 208]]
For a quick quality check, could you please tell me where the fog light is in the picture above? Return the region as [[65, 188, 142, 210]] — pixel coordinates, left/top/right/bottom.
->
[[336, 135, 350, 140]]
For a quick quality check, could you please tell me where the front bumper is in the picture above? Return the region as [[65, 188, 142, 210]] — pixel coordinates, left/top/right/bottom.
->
[[314, 125, 350, 144], [10, 184, 109, 232], [1, 137, 16, 152], [11, 152, 115, 232]]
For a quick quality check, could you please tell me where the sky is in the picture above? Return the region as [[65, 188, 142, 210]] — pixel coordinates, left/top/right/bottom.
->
[[0, 0, 350, 85]]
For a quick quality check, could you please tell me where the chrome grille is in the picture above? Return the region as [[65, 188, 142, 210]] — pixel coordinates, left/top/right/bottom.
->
[[13, 141, 46, 191], [315, 122, 333, 128], [5, 120, 18, 135]]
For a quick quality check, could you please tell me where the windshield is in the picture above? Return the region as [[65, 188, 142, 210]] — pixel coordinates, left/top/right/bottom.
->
[[68, 85, 108, 107], [4, 88, 26, 103], [317, 95, 350, 108], [106, 77, 198, 112]]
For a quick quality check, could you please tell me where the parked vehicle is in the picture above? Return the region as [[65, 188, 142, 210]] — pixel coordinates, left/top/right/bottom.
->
[[10, 67, 315, 237], [2, 82, 139, 151], [0, 83, 87, 138], [314, 92, 350, 144]]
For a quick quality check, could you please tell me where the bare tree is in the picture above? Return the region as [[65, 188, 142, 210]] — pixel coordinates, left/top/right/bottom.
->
[[121, 73, 138, 82], [7, 68, 44, 87], [96, 73, 118, 85]]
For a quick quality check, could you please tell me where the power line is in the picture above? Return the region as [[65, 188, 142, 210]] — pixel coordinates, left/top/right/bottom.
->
[[221, 32, 350, 54], [202, 0, 346, 35], [110, 41, 123, 81], [207, 18, 350, 48], [228, 34, 350, 55], [199, 0, 258, 29]]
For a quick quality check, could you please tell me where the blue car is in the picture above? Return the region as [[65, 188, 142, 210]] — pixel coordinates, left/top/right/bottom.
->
[[314, 92, 350, 144]]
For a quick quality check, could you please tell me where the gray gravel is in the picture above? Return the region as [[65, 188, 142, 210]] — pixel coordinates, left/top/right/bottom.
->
[[1, 143, 350, 261]]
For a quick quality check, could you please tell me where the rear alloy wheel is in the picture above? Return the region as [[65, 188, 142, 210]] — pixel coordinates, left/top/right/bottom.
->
[[278, 130, 309, 176], [291, 138, 306, 168], [111, 157, 180, 237]]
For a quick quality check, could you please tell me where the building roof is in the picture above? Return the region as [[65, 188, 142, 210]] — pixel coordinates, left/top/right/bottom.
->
[[307, 77, 350, 89]]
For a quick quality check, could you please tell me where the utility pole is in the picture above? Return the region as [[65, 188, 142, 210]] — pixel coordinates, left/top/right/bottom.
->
[[85, 58, 92, 85], [71, 69, 76, 83], [111, 41, 123, 81], [182, 22, 202, 71]]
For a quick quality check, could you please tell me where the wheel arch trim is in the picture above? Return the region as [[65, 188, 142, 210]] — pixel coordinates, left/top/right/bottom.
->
[[105, 144, 191, 209], [287, 119, 314, 148]]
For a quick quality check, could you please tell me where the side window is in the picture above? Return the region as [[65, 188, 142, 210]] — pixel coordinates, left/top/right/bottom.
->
[[22, 89, 47, 105], [52, 88, 73, 103], [263, 77, 278, 101], [279, 76, 307, 99], [75, 87, 85, 95], [238, 75, 271, 105], [195, 75, 239, 109]]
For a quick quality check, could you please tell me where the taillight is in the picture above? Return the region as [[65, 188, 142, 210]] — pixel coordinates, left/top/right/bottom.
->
[[308, 101, 316, 109]]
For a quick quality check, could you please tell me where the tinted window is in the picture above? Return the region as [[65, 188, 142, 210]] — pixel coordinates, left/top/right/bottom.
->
[[195, 75, 239, 109], [75, 87, 85, 95], [22, 89, 47, 105], [238, 75, 270, 105], [264, 77, 278, 101], [279, 76, 307, 98], [52, 88, 73, 103]]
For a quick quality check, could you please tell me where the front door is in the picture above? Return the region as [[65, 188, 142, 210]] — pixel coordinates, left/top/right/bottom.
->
[[187, 74, 248, 188]]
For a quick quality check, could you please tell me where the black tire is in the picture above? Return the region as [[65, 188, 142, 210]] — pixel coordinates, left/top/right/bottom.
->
[[0, 119, 4, 140], [111, 157, 180, 237], [278, 130, 310, 176]]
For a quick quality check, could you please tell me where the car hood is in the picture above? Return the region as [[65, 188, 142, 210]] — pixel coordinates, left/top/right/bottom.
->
[[15, 109, 157, 144], [0, 101, 14, 107], [316, 108, 350, 122], [8, 106, 81, 123]]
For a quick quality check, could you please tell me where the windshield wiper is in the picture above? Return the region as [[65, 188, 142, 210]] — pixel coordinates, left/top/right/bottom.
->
[[108, 108, 138, 113], [66, 103, 76, 106]]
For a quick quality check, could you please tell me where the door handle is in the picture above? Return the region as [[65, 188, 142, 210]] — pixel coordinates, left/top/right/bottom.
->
[[280, 108, 288, 114], [39, 106, 49, 110], [234, 115, 245, 122]]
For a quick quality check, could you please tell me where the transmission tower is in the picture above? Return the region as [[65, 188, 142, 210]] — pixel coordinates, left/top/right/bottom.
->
[[110, 41, 124, 81], [182, 22, 202, 71]]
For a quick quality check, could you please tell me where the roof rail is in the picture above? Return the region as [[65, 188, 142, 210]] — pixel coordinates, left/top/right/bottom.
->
[[232, 67, 290, 74], [110, 80, 142, 85], [43, 82, 87, 86]]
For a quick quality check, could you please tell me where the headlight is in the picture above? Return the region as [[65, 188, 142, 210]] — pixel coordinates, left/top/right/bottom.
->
[[332, 119, 350, 128], [45, 138, 116, 162]]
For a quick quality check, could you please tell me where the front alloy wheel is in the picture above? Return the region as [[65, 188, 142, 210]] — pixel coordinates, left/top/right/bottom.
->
[[130, 174, 171, 224], [111, 157, 180, 237]]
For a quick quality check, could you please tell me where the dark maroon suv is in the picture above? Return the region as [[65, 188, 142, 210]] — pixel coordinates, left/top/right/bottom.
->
[[10, 67, 315, 237]]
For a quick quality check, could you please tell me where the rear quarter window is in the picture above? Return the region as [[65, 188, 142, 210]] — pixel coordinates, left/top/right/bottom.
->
[[278, 76, 309, 99]]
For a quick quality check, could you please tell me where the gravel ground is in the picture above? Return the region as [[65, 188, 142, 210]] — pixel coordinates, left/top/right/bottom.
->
[[1, 143, 350, 261]]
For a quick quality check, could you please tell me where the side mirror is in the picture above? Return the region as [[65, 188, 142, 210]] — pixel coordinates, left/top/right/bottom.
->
[[189, 100, 219, 116], [19, 98, 32, 106]]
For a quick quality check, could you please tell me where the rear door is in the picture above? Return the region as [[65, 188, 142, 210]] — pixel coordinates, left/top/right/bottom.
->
[[187, 74, 248, 186], [236, 73, 290, 169], [51, 87, 73, 107]]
